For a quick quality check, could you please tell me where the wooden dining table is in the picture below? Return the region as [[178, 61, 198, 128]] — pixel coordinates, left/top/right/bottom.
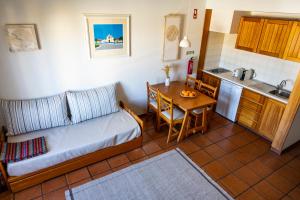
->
[[151, 81, 217, 142]]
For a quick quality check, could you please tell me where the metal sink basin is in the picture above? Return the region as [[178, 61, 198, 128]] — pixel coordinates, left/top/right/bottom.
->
[[269, 90, 290, 99], [208, 68, 231, 74]]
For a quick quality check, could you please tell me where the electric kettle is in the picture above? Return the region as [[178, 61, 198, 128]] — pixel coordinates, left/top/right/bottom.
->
[[232, 68, 245, 79], [245, 68, 256, 80]]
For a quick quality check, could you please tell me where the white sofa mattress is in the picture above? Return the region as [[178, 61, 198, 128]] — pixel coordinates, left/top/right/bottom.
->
[[7, 110, 141, 177]]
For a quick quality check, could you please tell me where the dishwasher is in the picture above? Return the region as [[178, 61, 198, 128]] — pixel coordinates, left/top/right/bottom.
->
[[216, 79, 243, 122]]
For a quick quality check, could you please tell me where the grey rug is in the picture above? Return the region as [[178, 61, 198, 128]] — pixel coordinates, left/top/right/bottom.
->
[[65, 149, 233, 200]]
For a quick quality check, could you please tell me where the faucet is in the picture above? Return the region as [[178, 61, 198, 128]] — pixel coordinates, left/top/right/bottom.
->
[[276, 80, 287, 92]]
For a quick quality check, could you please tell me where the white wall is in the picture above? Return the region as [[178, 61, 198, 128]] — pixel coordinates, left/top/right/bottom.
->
[[283, 107, 300, 150], [204, 32, 224, 68], [207, 0, 300, 33], [0, 0, 206, 117]]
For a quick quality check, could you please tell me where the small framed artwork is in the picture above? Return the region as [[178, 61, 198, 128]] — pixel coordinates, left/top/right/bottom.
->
[[85, 14, 130, 58], [6, 24, 40, 52], [162, 14, 183, 61]]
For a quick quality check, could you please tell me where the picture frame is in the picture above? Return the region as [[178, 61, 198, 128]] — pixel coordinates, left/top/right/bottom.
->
[[162, 14, 183, 61], [85, 14, 131, 58], [6, 24, 40, 52]]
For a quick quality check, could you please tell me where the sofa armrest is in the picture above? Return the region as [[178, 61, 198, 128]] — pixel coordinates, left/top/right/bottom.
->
[[119, 101, 144, 133]]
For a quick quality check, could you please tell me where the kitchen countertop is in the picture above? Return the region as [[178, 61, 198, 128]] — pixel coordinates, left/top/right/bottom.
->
[[203, 69, 289, 104]]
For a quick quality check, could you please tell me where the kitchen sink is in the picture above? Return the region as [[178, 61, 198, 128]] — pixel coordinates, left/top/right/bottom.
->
[[208, 68, 231, 74], [269, 90, 290, 99]]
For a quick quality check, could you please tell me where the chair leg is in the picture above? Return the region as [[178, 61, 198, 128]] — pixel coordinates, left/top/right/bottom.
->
[[156, 112, 161, 131], [167, 123, 173, 143], [194, 115, 199, 128], [147, 104, 150, 114], [186, 117, 192, 137], [202, 109, 208, 134], [206, 111, 212, 129]]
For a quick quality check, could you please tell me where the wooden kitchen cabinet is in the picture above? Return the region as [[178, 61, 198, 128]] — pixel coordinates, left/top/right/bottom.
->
[[283, 21, 300, 62], [235, 17, 300, 62], [237, 89, 265, 131], [258, 99, 286, 141], [237, 88, 286, 141], [236, 17, 264, 52], [256, 19, 293, 58]]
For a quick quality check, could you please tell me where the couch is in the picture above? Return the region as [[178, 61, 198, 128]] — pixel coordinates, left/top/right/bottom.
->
[[0, 84, 143, 192]]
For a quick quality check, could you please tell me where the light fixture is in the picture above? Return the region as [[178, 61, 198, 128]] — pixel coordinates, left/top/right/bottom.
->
[[179, 36, 190, 48], [179, 0, 192, 49]]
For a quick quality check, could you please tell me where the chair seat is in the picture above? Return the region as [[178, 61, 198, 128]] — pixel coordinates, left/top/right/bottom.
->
[[162, 108, 185, 121], [192, 106, 213, 115], [149, 100, 158, 109]]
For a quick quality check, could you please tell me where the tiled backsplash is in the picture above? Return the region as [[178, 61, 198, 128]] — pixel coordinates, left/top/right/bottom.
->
[[204, 32, 224, 68], [205, 32, 300, 91]]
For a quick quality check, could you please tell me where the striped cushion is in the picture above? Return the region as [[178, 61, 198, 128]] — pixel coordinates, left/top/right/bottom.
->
[[0, 136, 47, 163], [67, 84, 120, 124], [0, 94, 70, 136]]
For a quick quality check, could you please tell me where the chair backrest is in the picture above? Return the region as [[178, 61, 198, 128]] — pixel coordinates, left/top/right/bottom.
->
[[186, 76, 201, 89], [198, 82, 218, 99], [157, 91, 174, 122], [185, 75, 198, 89], [147, 82, 158, 103]]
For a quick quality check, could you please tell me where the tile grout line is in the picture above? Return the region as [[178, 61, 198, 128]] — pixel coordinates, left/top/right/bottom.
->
[[235, 150, 300, 199]]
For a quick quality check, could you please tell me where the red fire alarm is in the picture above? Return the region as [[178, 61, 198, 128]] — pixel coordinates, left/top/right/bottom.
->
[[193, 9, 198, 19]]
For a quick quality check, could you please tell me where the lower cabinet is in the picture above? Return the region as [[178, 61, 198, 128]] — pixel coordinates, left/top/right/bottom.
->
[[257, 98, 286, 140], [237, 89, 265, 131], [201, 72, 221, 88], [237, 89, 286, 141]]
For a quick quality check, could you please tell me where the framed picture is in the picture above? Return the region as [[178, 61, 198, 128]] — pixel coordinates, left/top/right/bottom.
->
[[6, 24, 40, 52], [162, 14, 183, 61], [85, 14, 130, 58]]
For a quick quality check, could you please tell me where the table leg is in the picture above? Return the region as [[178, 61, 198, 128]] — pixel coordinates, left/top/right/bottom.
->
[[202, 107, 207, 133], [177, 111, 190, 142]]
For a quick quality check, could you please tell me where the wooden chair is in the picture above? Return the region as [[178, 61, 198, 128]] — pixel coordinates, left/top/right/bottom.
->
[[197, 82, 218, 99], [157, 91, 185, 143], [190, 82, 218, 132], [146, 82, 160, 129], [185, 75, 200, 89]]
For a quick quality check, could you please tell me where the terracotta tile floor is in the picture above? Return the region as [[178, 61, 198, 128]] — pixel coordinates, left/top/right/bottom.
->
[[1, 112, 300, 200]]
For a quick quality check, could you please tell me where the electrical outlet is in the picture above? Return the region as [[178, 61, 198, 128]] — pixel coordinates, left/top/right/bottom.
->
[[186, 50, 194, 55]]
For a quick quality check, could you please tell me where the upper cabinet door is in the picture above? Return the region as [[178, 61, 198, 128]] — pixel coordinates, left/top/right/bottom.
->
[[236, 17, 264, 52], [257, 19, 293, 58], [283, 21, 300, 62]]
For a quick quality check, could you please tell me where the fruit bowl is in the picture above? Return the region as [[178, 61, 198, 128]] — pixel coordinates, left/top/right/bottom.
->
[[180, 90, 197, 98]]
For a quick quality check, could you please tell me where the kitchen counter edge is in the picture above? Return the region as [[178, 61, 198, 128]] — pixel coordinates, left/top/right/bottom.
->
[[202, 70, 288, 104]]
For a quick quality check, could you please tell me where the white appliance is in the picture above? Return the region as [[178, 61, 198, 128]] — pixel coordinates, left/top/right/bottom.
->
[[216, 80, 243, 122]]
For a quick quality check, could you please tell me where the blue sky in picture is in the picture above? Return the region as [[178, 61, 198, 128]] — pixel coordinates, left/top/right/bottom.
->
[[93, 24, 123, 40]]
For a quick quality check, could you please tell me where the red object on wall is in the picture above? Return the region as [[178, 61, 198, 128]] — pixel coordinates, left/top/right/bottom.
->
[[187, 57, 193, 75], [193, 9, 198, 19]]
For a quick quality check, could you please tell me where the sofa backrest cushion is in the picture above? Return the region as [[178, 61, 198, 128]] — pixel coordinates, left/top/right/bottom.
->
[[67, 83, 120, 124], [0, 94, 70, 136]]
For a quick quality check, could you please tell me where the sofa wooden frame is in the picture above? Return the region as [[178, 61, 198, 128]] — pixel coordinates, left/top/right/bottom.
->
[[0, 101, 144, 192]]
